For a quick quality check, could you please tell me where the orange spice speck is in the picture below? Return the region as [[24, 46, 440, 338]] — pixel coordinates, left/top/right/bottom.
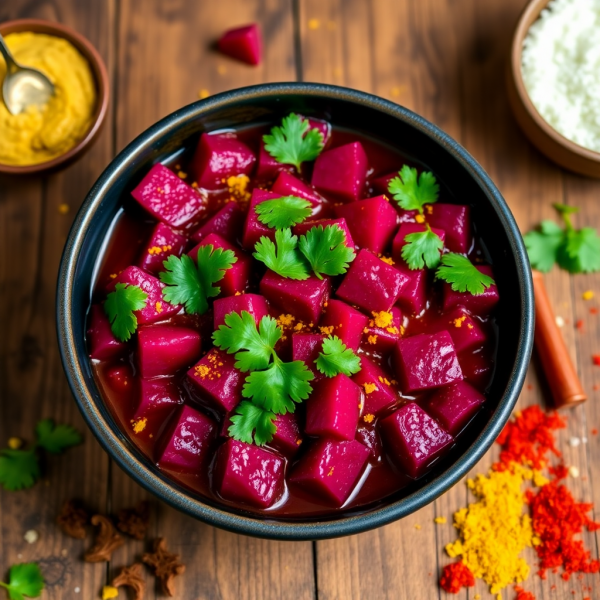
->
[[363, 413, 375, 423], [367, 335, 378, 345], [363, 382, 378, 394], [453, 315, 467, 328], [380, 256, 395, 265], [58, 203, 70, 214], [132, 418, 147, 434], [415, 214, 426, 224], [155, 302, 162, 313]]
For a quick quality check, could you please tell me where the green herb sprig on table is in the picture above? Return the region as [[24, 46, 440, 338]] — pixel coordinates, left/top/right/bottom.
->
[[104, 283, 148, 342], [388, 165, 439, 214], [435, 253, 495, 296], [315, 335, 361, 378], [255, 196, 312, 229], [402, 225, 445, 270], [0, 563, 44, 600], [524, 204, 600, 274], [0, 421, 82, 491]]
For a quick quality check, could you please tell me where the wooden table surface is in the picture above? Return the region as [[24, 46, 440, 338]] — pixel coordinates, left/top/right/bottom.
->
[[1, 1, 600, 599]]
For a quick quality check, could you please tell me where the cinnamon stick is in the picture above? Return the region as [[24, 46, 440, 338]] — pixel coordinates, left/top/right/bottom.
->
[[532, 270, 586, 409]]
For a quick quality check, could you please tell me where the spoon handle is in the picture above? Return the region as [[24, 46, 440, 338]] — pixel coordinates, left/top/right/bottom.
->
[[0, 34, 18, 74]]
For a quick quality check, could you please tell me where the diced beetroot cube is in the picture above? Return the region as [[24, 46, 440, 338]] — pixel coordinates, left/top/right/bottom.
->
[[188, 232, 251, 297], [192, 133, 256, 190], [371, 171, 397, 195], [336, 249, 409, 313], [289, 439, 369, 506], [292, 332, 325, 381], [305, 374, 362, 440], [334, 195, 398, 254], [131, 164, 208, 230], [461, 351, 494, 390], [272, 171, 322, 209], [352, 357, 398, 417], [302, 116, 332, 146], [371, 172, 420, 222], [256, 139, 292, 181], [361, 307, 403, 355], [437, 307, 487, 353], [427, 204, 471, 253], [320, 299, 368, 351], [260, 271, 330, 324], [138, 325, 201, 378], [213, 294, 270, 330], [423, 380, 485, 436], [242, 188, 280, 249], [393, 331, 463, 393], [187, 348, 244, 412], [216, 439, 285, 509], [131, 378, 182, 438], [355, 425, 384, 461], [217, 23, 262, 66], [104, 363, 135, 395], [293, 218, 355, 249], [312, 142, 368, 203], [138, 222, 188, 276], [107, 266, 181, 325], [442, 265, 499, 316], [394, 260, 427, 316], [391, 222, 446, 263], [271, 412, 303, 457], [380, 403, 454, 478], [88, 304, 127, 360], [190, 202, 245, 245]]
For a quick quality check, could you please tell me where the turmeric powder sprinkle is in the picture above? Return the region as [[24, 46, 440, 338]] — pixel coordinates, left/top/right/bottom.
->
[[102, 586, 119, 600], [371, 310, 394, 328], [380, 255, 395, 265], [132, 418, 147, 434], [363, 413, 375, 423], [367, 335, 378, 345], [453, 315, 467, 328], [434, 516, 447, 524], [227, 174, 251, 202], [415, 214, 426, 223], [362, 382, 378, 394]]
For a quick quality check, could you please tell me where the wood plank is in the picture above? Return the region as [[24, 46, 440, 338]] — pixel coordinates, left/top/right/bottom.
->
[[0, 1, 115, 599]]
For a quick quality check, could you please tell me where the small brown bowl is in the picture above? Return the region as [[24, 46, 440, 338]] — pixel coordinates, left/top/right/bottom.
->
[[507, 0, 600, 178], [0, 19, 109, 175]]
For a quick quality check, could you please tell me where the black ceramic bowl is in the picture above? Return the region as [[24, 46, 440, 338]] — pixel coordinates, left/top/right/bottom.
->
[[57, 83, 534, 540]]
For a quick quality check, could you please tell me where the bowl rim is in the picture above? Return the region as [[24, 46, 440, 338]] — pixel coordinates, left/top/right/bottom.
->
[[57, 82, 534, 540], [0, 18, 110, 175], [510, 0, 600, 163]]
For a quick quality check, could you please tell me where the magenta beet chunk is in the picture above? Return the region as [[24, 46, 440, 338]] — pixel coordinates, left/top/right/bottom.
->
[[132, 378, 182, 437], [216, 439, 285, 508], [105, 363, 135, 395], [272, 171, 322, 209], [312, 142, 368, 203], [442, 265, 499, 316], [137, 325, 201, 378], [138, 222, 188, 276], [320, 299, 368, 351], [334, 195, 398, 254], [305, 374, 362, 440], [213, 294, 270, 329], [437, 307, 487, 353], [424, 380, 485, 436], [303, 116, 332, 146], [217, 23, 262, 65], [188, 232, 251, 297], [256, 139, 292, 181], [192, 133, 256, 190], [336, 249, 409, 313], [107, 266, 181, 325], [461, 351, 494, 390], [391, 222, 446, 263], [361, 307, 403, 355], [88, 304, 127, 360], [190, 202, 245, 245], [381, 403, 454, 478], [394, 331, 463, 393], [371, 171, 397, 195], [289, 439, 369, 506], [156, 405, 216, 473], [394, 260, 427, 316], [187, 348, 244, 412], [260, 271, 330, 324], [271, 412, 303, 457], [293, 218, 355, 249], [292, 332, 325, 382], [131, 164, 208, 230], [352, 357, 398, 416], [427, 204, 471, 253], [242, 188, 280, 249]]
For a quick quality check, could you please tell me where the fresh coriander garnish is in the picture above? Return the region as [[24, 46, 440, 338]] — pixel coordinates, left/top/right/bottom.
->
[[160, 244, 237, 315], [0, 562, 44, 599], [104, 283, 148, 342], [213, 311, 314, 445], [0, 420, 82, 491], [401, 226, 444, 270], [255, 196, 312, 229], [315, 335, 361, 377], [253, 228, 310, 280], [298, 224, 356, 280], [388, 165, 439, 214], [435, 253, 495, 295], [524, 204, 600, 274], [263, 113, 325, 171]]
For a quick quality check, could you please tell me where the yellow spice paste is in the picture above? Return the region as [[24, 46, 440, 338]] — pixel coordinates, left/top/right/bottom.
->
[[0, 32, 96, 166]]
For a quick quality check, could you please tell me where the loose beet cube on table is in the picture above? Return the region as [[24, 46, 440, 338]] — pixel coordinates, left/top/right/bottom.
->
[[293, 218, 355, 249], [87, 304, 127, 360], [242, 188, 280, 249], [436, 306, 487, 353], [426, 203, 471, 254], [289, 439, 370, 506], [352, 356, 398, 417], [216, 439, 285, 509], [217, 23, 262, 66], [380, 403, 454, 478], [320, 299, 368, 351], [190, 201, 246, 245], [442, 265, 499, 316], [132, 378, 182, 435], [213, 293, 270, 329], [138, 222, 188, 276], [361, 306, 403, 355], [131, 163, 208, 230], [292, 332, 326, 382], [393, 331, 463, 393]]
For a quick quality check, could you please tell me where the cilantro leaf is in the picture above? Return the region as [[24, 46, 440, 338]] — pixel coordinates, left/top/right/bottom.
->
[[253, 228, 310, 280], [315, 335, 361, 377], [35, 420, 82, 454], [255, 196, 312, 229], [388, 165, 439, 213], [401, 227, 444, 270], [228, 402, 277, 446], [0, 450, 39, 491], [0, 563, 44, 600], [436, 253, 495, 295], [160, 245, 237, 315], [263, 113, 324, 171], [524, 220, 564, 273], [563, 228, 600, 273], [298, 224, 356, 279], [104, 283, 147, 342]]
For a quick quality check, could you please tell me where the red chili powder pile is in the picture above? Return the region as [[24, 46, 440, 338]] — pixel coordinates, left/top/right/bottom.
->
[[439, 561, 475, 593]]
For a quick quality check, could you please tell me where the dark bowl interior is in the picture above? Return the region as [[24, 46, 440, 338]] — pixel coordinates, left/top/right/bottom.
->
[[57, 83, 533, 540]]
